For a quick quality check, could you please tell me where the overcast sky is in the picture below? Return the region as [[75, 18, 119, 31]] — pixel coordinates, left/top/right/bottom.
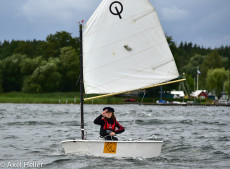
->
[[0, 0, 229, 48]]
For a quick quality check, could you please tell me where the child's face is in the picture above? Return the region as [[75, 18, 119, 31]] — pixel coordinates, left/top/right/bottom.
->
[[105, 111, 112, 118]]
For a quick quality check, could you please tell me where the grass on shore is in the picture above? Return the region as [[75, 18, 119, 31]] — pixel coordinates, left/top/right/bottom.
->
[[0, 92, 215, 105], [0, 92, 124, 104]]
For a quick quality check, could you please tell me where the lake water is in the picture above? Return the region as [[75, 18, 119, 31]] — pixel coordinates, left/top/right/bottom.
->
[[0, 103, 229, 169]]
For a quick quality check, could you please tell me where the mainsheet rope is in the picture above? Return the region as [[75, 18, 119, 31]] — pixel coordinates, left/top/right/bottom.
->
[[125, 90, 146, 140], [86, 87, 160, 140], [91, 90, 147, 141]]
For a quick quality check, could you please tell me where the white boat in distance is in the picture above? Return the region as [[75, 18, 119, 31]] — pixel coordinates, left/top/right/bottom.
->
[[61, 0, 183, 158]]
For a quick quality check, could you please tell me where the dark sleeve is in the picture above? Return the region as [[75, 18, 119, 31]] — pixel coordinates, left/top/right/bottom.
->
[[94, 115, 104, 125], [115, 121, 125, 134]]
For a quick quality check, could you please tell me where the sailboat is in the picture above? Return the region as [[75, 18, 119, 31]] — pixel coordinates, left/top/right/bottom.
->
[[61, 0, 185, 158]]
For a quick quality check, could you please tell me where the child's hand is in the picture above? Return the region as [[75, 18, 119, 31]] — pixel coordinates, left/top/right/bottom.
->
[[109, 132, 115, 136], [102, 109, 108, 116]]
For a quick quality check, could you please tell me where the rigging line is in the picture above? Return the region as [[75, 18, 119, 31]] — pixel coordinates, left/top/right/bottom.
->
[[143, 87, 158, 95], [76, 75, 81, 87], [186, 80, 192, 96], [127, 90, 146, 140], [182, 82, 188, 96]]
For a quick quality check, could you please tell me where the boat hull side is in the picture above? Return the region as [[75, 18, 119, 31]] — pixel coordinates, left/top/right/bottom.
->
[[61, 140, 163, 158]]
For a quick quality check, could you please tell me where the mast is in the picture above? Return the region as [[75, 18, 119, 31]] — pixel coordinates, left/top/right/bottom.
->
[[79, 23, 84, 140]]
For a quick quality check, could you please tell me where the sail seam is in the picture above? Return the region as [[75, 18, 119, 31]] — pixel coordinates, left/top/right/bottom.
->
[[84, 8, 156, 38], [84, 57, 176, 94], [84, 24, 162, 56], [97, 59, 175, 88], [84, 39, 170, 73]]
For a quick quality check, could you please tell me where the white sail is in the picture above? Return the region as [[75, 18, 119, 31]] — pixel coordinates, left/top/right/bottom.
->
[[83, 0, 179, 94]]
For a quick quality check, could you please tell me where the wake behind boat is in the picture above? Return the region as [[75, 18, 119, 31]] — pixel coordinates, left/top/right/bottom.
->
[[61, 0, 184, 158]]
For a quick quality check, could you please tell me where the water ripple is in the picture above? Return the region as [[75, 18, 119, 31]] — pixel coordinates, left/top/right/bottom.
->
[[0, 104, 229, 169]]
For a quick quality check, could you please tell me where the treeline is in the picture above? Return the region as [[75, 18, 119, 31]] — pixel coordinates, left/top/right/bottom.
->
[[0, 31, 80, 93], [0, 31, 230, 98], [167, 36, 230, 98]]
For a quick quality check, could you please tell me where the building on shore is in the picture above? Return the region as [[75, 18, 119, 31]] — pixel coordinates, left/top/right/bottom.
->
[[191, 90, 208, 99]]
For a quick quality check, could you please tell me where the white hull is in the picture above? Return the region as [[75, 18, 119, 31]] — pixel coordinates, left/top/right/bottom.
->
[[61, 140, 163, 158]]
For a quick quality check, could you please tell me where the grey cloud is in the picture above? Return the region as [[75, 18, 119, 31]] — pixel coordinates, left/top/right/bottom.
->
[[0, 0, 229, 48], [151, 0, 230, 48], [160, 6, 190, 21], [22, 0, 97, 23]]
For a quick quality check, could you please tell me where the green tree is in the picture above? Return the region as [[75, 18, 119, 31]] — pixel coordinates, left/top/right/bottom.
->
[[182, 54, 206, 76], [166, 36, 182, 71], [20, 56, 43, 75], [1, 54, 26, 92], [221, 57, 229, 70], [13, 41, 34, 57], [224, 80, 230, 96], [22, 76, 42, 93], [59, 46, 80, 91], [218, 46, 230, 68], [22, 58, 62, 92], [0, 60, 3, 92], [0, 40, 12, 59], [200, 50, 222, 87], [43, 31, 78, 59], [201, 50, 222, 77], [206, 68, 228, 99], [224, 69, 230, 96]]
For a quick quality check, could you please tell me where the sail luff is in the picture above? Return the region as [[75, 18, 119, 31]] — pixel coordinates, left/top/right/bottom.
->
[[84, 78, 186, 101]]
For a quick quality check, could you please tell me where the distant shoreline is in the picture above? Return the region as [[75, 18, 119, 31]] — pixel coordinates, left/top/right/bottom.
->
[[141, 103, 230, 107], [0, 92, 124, 104], [0, 92, 229, 106], [0, 102, 229, 107]]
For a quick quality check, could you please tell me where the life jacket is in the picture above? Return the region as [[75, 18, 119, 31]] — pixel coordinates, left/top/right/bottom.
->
[[102, 118, 116, 131]]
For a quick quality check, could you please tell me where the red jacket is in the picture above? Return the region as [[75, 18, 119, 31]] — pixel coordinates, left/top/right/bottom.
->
[[94, 115, 125, 136]]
